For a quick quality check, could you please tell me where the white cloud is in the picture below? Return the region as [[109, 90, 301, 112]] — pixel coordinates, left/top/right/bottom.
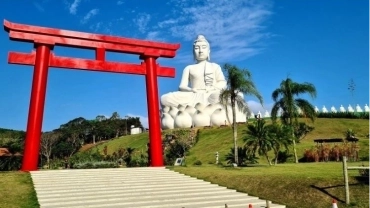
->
[[247, 100, 273, 115], [133, 13, 151, 33], [146, 31, 163, 41], [89, 21, 102, 32], [157, 19, 179, 28], [81, 9, 99, 24], [33, 2, 45, 12], [156, 0, 273, 62], [69, 0, 81, 15], [117, 1, 124, 5]]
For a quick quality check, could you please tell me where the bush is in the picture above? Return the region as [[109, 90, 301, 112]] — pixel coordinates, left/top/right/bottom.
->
[[277, 150, 293, 163], [302, 142, 361, 162], [316, 112, 369, 119], [128, 154, 148, 167], [225, 146, 258, 166], [69, 150, 104, 164], [48, 158, 65, 169], [0, 156, 22, 171], [193, 160, 202, 166], [360, 155, 369, 161], [72, 161, 118, 169], [358, 163, 369, 178]]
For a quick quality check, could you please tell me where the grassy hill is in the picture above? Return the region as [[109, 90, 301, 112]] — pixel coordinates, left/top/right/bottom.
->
[[91, 118, 369, 165]]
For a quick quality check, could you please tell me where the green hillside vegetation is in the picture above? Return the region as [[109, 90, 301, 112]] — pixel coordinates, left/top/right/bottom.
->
[[92, 118, 369, 166]]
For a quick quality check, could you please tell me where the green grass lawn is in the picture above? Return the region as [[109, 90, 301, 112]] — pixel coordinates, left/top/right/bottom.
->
[[0, 172, 39, 208], [172, 162, 369, 208]]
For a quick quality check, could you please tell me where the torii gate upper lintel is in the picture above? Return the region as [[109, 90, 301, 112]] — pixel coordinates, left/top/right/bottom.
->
[[4, 19, 180, 171]]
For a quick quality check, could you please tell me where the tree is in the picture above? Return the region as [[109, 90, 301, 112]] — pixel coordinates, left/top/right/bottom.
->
[[95, 115, 107, 122], [270, 78, 317, 163], [110, 112, 120, 120], [219, 64, 263, 165], [40, 131, 60, 168], [243, 119, 273, 166], [267, 123, 292, 165], [162, 129, 197, 165]]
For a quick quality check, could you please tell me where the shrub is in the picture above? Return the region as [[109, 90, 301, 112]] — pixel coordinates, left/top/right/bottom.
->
[[0, 156, 22, 171], [193, 160, 202, 166], [358, 162, 369, 178], [72, 161, 118, 169], [360, 155, 369, 161], [277, 150, 293, 163], [225, 146, 258, 166], [128, 153, 148, 167], [302, 142, 361, 162]]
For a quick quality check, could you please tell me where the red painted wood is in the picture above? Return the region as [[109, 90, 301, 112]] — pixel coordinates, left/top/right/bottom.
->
[[5, 20, 180, 58], [4, 19, 180, 170], [9, 31, 177, 58], [8, 52, 176, 77], [21, 45, 51, 171], [144, 57, 163, 166], [95, 48, 105, 61]]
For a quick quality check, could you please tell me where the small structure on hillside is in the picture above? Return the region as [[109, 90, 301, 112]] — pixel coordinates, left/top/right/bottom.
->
[[130, 125, 143, 135]]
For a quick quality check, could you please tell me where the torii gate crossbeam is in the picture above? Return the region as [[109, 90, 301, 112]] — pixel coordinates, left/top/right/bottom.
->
[[3, 20, 180, 171]]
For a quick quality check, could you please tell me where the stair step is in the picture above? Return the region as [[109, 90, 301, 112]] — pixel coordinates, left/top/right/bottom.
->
[[30, 167, 286, 208]]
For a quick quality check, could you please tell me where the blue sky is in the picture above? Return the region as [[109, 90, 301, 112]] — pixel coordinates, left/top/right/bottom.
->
[[0, 0, 368, 131]]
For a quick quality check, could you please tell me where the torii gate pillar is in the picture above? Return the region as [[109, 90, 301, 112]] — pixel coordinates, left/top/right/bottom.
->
[[4, 20, 180, 171]]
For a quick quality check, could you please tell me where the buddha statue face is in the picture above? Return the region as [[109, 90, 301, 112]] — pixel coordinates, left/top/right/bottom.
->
[[193, 35, 210, 62]]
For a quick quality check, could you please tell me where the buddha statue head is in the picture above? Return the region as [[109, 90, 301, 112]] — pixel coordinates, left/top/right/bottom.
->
[[193, 35, 210, 62]]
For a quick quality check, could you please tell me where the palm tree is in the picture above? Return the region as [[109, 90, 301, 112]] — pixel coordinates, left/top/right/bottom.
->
[[220, 64, 263, 165], [270, 78, 317, 163], [267, 123, 292, 165], [243, 119, 273, 166]]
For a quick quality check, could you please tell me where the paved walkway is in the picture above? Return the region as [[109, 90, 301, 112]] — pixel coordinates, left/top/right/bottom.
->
[[30, 167, 286, 208]]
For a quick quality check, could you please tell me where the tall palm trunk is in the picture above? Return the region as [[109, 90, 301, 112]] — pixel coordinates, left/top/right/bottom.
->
[[292, 138, 298, 163], [273, 148, 278, 165], [231, 97, 238, 165], [265, 153, 272, 166], [289, 119, 299, 163]]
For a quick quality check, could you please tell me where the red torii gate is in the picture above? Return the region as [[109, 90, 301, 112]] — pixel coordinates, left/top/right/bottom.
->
[[3, 20, 180, 171]]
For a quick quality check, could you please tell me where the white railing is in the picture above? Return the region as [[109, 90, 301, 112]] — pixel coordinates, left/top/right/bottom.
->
[[342, 156, 369, 205]]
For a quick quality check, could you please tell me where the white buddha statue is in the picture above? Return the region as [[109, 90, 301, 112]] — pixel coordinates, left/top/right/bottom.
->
[[339, 105, 345, 113], [348, 105, 354, 112], [264, 110, 270, 118], [322, 105, 328, 113], [355, 104, 363, 112], [160, 35, 247, 129], [250, 112, 255, 119], [364, 104, 369, 112], [161, 35, 227, 108], [330, 106, 337, 113], [257, 111, 262, 119], [314, 106, 319, 113]]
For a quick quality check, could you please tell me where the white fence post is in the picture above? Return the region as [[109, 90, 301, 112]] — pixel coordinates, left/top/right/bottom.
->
[[342, 156, 350, 204]]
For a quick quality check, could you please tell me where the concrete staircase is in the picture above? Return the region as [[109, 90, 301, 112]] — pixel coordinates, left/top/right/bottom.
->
[[30, 167, 286, 208]]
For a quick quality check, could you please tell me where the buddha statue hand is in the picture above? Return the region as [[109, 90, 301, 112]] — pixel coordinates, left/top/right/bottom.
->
[[205, 86, 217, 93]]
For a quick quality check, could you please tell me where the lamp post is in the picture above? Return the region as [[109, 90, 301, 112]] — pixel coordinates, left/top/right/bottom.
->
[[125, 115, 129, 135]]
